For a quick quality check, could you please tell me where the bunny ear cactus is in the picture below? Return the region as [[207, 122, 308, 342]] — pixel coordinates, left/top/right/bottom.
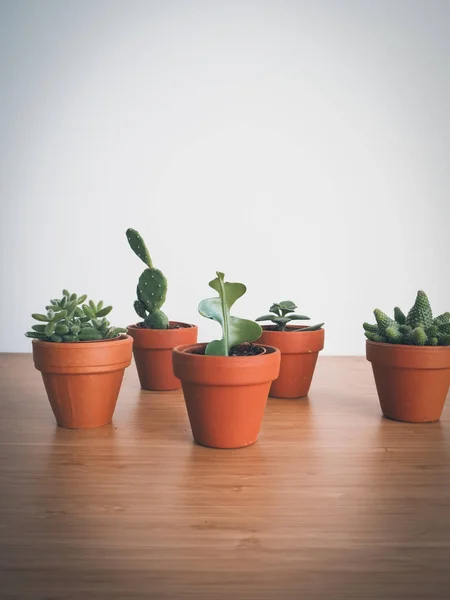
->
[[256, 301, 324, 332], [25, 290, 126, 342], [126, 228, 169, 329], [198, 272, 262, 356], [363, 290, 450, 346]]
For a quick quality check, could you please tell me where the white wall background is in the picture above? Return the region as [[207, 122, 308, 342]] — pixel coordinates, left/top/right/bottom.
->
[[1, 0, 449, 354]]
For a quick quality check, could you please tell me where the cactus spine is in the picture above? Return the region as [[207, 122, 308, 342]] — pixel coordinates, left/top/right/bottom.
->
[[363, 291, 450, 347], [126, 228, 169, 329]]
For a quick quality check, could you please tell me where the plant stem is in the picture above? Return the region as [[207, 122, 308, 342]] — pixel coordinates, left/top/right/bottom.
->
[[217, 273, 229, 355]]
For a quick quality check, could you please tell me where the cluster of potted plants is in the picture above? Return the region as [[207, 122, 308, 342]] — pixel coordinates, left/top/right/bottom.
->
[[26, 230, 450, 448]]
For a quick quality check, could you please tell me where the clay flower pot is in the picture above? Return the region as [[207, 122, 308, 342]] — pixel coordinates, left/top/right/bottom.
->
[[366, 341, 450, 423], [172, 343, 281, 449], [32, 335, 133, 429], [127, 322, 198, 391], [257, 326, 325, 398]]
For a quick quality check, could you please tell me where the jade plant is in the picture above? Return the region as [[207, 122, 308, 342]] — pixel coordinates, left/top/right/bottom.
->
[[363, 290, 450, 346], [256, 301, 324, 332], [25, 290, 126, 342], [126, 228, 169, 329], [199, 272, 262, 356]]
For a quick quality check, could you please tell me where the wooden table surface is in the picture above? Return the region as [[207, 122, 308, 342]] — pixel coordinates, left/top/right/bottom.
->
[[1, 354, 449, 600]]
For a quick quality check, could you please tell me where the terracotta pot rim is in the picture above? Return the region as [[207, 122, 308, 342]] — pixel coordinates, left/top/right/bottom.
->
[[127, 321, 196, 331], [366, 340, 450, 352], [174, 343, 279, 359], [32, 333, 132, 349]]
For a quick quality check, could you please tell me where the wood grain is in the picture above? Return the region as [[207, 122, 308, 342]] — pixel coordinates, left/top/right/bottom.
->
[[1, 354, 449, 599]]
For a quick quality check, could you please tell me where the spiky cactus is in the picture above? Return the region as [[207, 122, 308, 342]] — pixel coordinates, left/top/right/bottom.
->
[[25, 290, 126, 342], [256, 301, 324, 332], [126, 228, 169, 329], [363, 291, 450, 346]]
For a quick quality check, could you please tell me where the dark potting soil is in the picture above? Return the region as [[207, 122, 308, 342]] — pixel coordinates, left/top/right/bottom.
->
[[229, 343, 265, 356], [190, 343, 264, 356], [136, 322, 188, 330]]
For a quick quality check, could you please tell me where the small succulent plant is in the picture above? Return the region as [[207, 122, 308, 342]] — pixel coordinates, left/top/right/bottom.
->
[[363, 290, 450, 346], [256, 301, 324, 332], [126, 228, 169, 329], [199, 272, 262, 356], [25, 290, 126, 342]]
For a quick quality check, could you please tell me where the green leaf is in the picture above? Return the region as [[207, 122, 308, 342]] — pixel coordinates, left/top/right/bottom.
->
[[89, 300, 97, 313], [288, 314, 310, 321], [55, 324, 69, 335], [76, 294, 87, 305], [62, 334, 78, 342], [97, 300, 103, 311], [62, 289, 70, 297], [198, 272, 262, 356], [69, 293, 77, 302], [25, 331, 46, 339], [278, 300, 297, 316], [82, 304, 96, 319], [269, 303, 281, 316], [45, 321, 56, 336], [49, 334, 62, 342], [32, 313, 49, 322], [255, 314, 277, 322], [32, 324, 47, 333], [273, 317, 291, 325], [279, 300, 297, 311], [74, 307, 84, 317], [51, 310, 67, 323], [78, 328, 103, 341], [96, 306, 112, 318], [292, 322, 324, 332]]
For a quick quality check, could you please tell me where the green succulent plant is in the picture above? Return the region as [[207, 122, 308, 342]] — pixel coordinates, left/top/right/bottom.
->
[[25, 290, 126, 342], [363, 290, 450, 346], [256, 301, 324, 332], [126, 228, 169, 329], [198, 272, 262, 356]]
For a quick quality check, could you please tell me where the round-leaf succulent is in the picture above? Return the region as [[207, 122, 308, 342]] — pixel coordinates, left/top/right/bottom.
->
[[256, 301, 324, 332]]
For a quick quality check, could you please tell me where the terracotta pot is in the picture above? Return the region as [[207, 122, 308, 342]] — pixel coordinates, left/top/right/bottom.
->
[[172, 343, 281, 449], [127, 322, 198, 391], [366, 341, 450, 423], [32, 335, 133, 429], [257, 326, 325, 398]]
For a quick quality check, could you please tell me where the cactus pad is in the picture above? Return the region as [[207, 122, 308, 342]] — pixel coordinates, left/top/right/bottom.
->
[[126, 229, 169, 329], [126, 228, 153, 268], [144, 310, 169, 329], [138, 268, 167, 313]]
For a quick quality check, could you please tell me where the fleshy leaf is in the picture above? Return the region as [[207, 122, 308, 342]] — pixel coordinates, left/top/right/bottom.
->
[[288, 314, 310, 320], [198, 272, 262, 356]]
